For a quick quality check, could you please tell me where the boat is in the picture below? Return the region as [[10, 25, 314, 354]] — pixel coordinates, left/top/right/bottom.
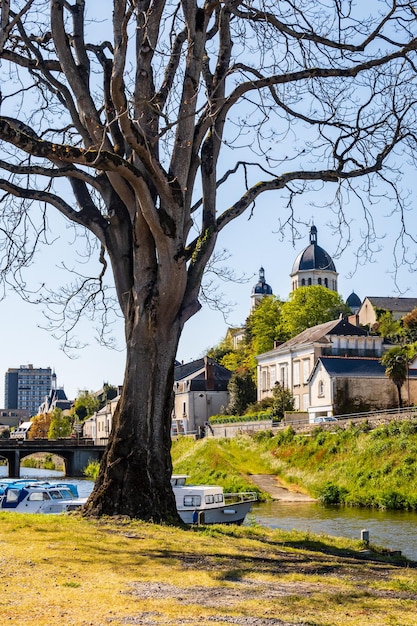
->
[[0, 482, 86, 514], [171, 475, 257, 525]]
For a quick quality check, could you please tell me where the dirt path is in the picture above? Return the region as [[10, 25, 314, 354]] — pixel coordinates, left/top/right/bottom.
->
[[250, 474, 316, 502]]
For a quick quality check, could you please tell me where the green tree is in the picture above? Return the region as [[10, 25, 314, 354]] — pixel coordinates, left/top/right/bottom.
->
[[381, 346, 409, 408], [72, 391, 100, 422], [403, 309, 417, 343], [374, 311, 403, 342], [246, 296, 286, 355], [48, 408, 72, 439], [227, 370, 257, 416], [281, 286, 347, 338], [1, 3, 417, 521], [272, 382, 295, 420]]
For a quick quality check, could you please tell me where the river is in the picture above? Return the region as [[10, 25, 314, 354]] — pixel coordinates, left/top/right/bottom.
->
[[2, 467, 417, 561]]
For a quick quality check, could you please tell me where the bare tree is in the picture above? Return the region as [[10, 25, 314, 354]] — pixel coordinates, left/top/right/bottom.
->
[[1, 0, 417, 521]]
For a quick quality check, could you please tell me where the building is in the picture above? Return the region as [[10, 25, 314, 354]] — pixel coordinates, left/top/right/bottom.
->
[[173, 357, 232, 435], [357, 296, 417, 328], [256, 318, 390, 416], [308, 356, 417, 421], [4, 364, 53, 417], [37, 372, 72, 415], [251, 267, 273, 310], [290, 224, 338, 292], [83, 394, 120, 443]]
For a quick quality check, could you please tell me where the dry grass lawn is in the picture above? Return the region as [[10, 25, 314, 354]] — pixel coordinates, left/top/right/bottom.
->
[[0, 512, 416, 625]]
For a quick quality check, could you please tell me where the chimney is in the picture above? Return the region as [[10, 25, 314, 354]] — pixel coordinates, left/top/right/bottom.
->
[[204, 356, 215, 391]]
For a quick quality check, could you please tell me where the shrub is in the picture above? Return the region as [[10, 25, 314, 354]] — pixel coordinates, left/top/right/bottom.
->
[[317, 482, 349, 505]]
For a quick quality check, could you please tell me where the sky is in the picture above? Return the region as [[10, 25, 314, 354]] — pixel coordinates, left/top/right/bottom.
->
[[0, 186, 415, 405], [1, 2, 416, 405]]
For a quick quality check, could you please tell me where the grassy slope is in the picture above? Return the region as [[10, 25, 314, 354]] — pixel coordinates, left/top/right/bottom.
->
[[172, 419, 417, 510], [1, 513, 416, 626]]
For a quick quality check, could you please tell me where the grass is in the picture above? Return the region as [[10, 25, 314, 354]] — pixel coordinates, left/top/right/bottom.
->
[[171, 420, 417, 510], [0, 512, 415, 625]]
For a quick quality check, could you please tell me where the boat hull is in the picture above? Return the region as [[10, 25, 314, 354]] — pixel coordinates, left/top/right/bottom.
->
[[177, 499, 255, 525]]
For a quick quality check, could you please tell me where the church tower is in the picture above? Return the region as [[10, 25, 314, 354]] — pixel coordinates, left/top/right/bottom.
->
[[251, 267, 273, 310], [290, 224, 338, 292]]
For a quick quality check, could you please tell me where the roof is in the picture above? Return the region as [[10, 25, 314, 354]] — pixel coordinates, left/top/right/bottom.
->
[[291, 225, 336, 274], [252, 267, 273, 295], [174, 357, 231, 384], [259, 317, 368, 357], [312, 356, 417, 379], [346, 291, 362, 308], [362, 297, 417, 313]]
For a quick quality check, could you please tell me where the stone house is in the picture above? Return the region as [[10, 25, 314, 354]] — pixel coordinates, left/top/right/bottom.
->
[[172, 357, 231, 435], [256, 317, 389, 415], [308, 356, 417, 421], [357, 296, 417, 328]]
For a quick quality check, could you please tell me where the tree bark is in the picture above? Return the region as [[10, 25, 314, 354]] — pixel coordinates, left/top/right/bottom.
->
[[83, 311, 182, 522]]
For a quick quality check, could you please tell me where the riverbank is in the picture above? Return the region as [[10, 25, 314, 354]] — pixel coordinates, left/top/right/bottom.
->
[[250, 474, 316, 501], [1, 513, 415, 626]]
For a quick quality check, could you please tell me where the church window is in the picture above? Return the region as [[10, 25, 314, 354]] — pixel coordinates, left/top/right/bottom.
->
[[318, 277, 322, 285], [308, 278, 312, 286], [324, 278, 328, 287], [301, 278, 305, 286]]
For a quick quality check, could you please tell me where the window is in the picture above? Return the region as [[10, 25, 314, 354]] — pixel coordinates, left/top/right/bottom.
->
[[318, 380, 324, 397], [303, 359, 310, 384], [293, 362, 300, 386], [183, 495, 201, 507], [318, 277, 322, 285], [215, 494, 224, 503], [302, 393, 309, 411], [205, 495, 214, 504]]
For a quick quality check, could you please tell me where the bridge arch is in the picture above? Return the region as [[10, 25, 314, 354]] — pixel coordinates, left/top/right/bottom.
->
[[0, 440, 105, 478]]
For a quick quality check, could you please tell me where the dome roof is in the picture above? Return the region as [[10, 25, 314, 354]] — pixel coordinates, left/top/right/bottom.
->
[[291, 225, 336, 274], [346, 291, 362, 309], [252, 267, 273, 295]]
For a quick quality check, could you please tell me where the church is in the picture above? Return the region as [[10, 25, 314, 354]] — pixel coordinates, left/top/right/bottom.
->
[[254, 225, 417, 421]]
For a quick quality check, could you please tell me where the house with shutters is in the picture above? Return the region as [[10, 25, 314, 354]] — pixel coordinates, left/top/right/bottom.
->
[[256, 317, 390, 418], [172, 357, 232, 435]]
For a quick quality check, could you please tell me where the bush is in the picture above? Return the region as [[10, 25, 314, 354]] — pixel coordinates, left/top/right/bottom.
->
[[318, 482, 349, 505]]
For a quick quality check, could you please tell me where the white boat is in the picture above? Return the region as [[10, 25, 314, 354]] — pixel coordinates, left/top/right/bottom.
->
[[171, 475, 257, 525], [0, 482, 87, 514]]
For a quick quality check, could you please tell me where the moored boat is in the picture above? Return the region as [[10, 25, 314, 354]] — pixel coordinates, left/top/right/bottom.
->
[[171, 475, 257, 525], [0, 482, 86, 514]]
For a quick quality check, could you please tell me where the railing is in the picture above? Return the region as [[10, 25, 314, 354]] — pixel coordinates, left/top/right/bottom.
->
[[224, 491, 258, 505]]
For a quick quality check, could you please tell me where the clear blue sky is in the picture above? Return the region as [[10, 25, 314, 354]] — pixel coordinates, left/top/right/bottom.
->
[[0, 186, 414, 405], [1, 3, 416, 404]]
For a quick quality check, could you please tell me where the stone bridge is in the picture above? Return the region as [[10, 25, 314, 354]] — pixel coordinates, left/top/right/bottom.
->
[[0, 438, 106, 478]]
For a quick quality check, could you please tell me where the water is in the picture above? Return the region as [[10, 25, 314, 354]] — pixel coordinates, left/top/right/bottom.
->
[[2, 466, 417, 561], [245, 500, 417, 562]]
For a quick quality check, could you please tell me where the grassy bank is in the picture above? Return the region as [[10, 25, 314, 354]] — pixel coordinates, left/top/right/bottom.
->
[[1, 513, 415, 625], [171, 419, 417, 510]]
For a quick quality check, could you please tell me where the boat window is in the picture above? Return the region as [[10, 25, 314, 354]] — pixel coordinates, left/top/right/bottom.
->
[[183, 495, 201, 507], [49, 490, 64, 500], [171, 477, 186, 486], [5, 489, 20, 502], [28, 492, 50, 501], [59, 489, 74, 499], [215, 494, 224, 503], [205, 495, 214, 504]]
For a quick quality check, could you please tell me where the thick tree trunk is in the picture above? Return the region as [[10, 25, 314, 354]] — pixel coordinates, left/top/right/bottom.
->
[[83, 314, 182, 523]]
